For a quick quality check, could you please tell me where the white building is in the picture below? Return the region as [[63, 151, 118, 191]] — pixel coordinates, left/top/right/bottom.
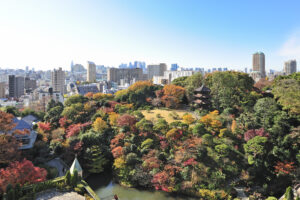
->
[[153, 70, 195, 85]]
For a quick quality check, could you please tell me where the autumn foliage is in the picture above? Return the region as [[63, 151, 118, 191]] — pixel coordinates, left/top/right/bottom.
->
[[0, 159, 47, 192], [274, 161, 295, 175], [117, 114, 137, 127]]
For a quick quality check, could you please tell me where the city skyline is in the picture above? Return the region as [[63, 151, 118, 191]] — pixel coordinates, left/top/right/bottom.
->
[[0, 0, 300, 71]]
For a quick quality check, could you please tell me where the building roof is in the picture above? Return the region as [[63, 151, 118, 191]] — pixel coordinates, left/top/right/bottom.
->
[[194, 85, 211, 93], [70, 157, 83, 175], [12, 117, 31, 131], [76, 85, 99, 95], [22, 115, 38, 125]]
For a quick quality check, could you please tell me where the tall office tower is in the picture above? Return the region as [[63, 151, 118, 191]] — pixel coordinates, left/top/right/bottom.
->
[[52, 68, 65, 94], [252, 52, 265, 77], [147, 63, 167, 80], [245, 68, 248, 73], [0, 82, 5, 98], [171, 63, 179, 71], [108, 68, 145, 85], [87, 61, 96, 82], [284, 60, 297, 75], [71, 60, 74, 72], [8, 75, 24, 98], [25, 77, 37, 91]]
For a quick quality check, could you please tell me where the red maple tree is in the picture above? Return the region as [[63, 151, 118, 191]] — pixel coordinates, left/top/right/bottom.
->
[[0, 159, 47, 192]]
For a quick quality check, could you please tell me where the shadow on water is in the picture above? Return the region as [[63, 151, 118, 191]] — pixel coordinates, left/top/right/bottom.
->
[[85, 171, 198, 200]]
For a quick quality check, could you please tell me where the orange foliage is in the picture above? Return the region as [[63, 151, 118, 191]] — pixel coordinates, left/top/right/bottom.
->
[[274, 161, 295, 174], [0, 111, 15, 133], [163, 84, 185, 100], [84, 92, 94, 99]]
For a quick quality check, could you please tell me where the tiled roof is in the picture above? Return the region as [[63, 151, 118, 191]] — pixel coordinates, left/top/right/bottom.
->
[[12, 118, 31, 131]]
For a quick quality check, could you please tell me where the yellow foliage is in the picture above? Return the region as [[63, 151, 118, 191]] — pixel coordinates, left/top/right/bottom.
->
[[166, 128, 178, 139], [108, 112, 119, 126], [219, 128, 227, 137], [113, 157, 126, 169], [93, 93, 113, 101], [92, 117, 108, 132], [114, 89, 128, 100], [182, 114, 195, 125], [199, 189, 216, 199], [231, 120, 237, 133], [62, 139, 70, 148], [124, 103, 133, 109], [200, 110, 222, 132], [84, 102, 92, 112], [198, 189, 228, 200], [128, 81, 153, 91]]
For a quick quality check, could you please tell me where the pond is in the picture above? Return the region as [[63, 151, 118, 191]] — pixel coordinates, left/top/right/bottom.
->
[[85, 172, 198, 200]]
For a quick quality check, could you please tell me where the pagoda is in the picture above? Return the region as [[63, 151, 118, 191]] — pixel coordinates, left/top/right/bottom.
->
[[192, 85, 211, 110]]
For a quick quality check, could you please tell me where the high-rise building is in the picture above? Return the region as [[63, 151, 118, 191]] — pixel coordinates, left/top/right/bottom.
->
[[108, 68, 145, 85], [147, 63, 167, 80], [252, 52, 265, 77], [8, 75, 24, 98], [87, 61, 96, 82], [51, 68, 65, 94], [284, 60, 297, 75], [0, 82, 6, 98], [25, 77, 37, 91], [171, 64, 179, 71]]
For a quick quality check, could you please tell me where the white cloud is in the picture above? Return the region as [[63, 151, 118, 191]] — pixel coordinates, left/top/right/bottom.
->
[[279, 30, 300, 60]]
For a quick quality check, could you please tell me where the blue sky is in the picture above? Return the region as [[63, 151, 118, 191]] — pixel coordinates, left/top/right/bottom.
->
[[0, 0, 299, 71]]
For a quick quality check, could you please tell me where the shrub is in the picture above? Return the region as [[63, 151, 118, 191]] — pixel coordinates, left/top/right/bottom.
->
[[65, 170, 71, 186], [71, 170, 78, 187], [265, 197, 277, 200], [285, 186, 294, 200]]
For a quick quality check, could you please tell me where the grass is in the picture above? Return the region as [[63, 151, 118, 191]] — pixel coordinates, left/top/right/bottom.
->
[[141, 108, 197, 123]]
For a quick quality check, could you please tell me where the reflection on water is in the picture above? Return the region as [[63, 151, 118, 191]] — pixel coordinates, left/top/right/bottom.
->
[[85, 172, 198, 200]]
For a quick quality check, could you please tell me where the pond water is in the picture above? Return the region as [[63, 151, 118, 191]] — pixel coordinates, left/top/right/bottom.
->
[[86, 172, 198, 200]]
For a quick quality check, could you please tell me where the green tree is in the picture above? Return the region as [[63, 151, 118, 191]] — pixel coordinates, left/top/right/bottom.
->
[[44, 106, 64, 127], [153, 118, 169, 134], [185, 72, 203, 99], [64, 94, 88, 107], [205, 71, 254, 111], [272, 78, 300, 115], [65, 170, 71, 185], [244, 136, 268, 165], [172, 76, 188, 87], [84, 145, 110, 173], [136, 119, 153, 132], [254, 97, 279, 129]]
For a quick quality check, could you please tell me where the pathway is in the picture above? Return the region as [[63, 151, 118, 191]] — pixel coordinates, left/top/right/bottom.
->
[[234, 187, 248, 200]]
